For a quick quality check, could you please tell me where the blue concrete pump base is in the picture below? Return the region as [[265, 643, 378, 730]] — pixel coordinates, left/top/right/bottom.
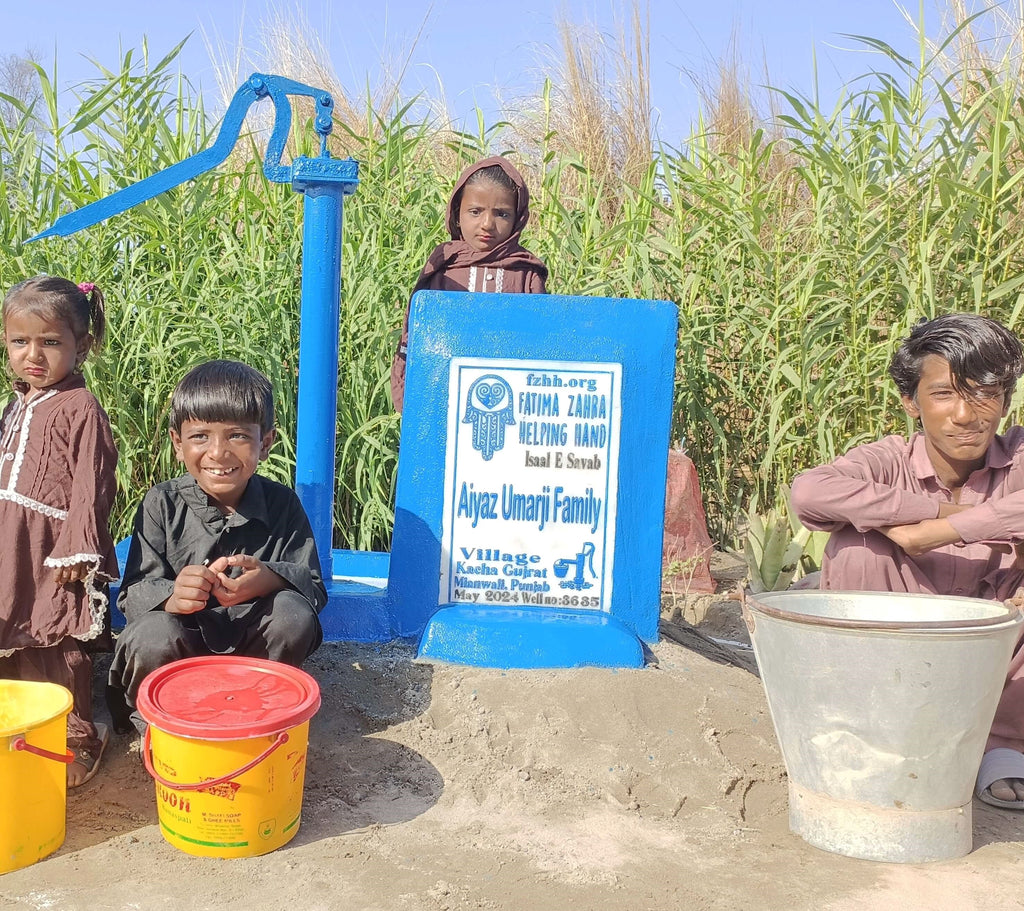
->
[[417, 604, 645, 668]]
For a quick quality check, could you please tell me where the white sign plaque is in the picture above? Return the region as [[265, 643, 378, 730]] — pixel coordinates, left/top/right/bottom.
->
[[440, 358, 622, 611]]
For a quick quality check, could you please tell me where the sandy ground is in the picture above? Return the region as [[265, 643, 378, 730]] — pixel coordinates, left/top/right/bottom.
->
[[4, 555, 1024, 910]]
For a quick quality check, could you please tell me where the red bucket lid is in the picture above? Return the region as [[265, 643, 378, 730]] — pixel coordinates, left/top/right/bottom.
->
[[136, 656, 321, 739]]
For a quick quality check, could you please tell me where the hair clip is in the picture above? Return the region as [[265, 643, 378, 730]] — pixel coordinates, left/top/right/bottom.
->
[[77, 282, 96, 294]]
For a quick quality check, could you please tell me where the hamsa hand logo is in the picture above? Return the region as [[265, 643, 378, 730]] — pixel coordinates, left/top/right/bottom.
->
[[463, 375, 515, 460]]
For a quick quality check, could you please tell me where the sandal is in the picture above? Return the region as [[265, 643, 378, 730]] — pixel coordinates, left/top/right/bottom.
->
[[976, 747, 1024, 809], [68, 722, 109, 788]]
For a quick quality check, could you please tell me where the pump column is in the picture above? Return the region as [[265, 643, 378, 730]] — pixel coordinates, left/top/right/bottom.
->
[[292, 156, 359, 576]]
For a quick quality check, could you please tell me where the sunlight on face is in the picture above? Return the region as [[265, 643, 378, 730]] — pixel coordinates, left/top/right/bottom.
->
[[457, 182, 517, 252], [4, 309, 89, 393], [170, 419, 275, 512], [902, 354, 1009, 484]]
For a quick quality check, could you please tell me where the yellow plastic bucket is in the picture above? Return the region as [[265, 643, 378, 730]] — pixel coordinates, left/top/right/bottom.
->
[[0, 680, 74, 874], [137, 656, 320, 858]]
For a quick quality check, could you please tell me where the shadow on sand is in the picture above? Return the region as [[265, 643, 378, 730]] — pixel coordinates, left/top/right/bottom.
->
[[62, 641, 442, 855]]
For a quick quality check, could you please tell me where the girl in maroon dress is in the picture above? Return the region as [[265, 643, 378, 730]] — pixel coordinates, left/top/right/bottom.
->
[[0, 275, 118, 786], [390, 156, 549, 411]]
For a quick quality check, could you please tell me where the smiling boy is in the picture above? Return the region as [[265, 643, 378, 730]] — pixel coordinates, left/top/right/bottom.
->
[[108, 361, 326, 732], [790, 313, 1024, 809]]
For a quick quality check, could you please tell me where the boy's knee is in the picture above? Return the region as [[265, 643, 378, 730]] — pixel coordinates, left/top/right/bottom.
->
[[259, 591, 322, 661], [115, 610, 192, 666], [110, 610, 197, 703]]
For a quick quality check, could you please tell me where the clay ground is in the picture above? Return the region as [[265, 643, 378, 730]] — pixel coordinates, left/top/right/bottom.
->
[[4, 554, 1024, 911]]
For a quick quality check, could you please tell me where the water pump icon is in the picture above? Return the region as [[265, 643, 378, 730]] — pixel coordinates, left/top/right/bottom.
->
[[553, 542, 597, 591]]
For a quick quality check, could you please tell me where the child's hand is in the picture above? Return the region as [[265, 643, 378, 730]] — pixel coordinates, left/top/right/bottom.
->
[[165, 564, 218, 614], [207, 554, 286, 607], [53, 561, 92, 586]]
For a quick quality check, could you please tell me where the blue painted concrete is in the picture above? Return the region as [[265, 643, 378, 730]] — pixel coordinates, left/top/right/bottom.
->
[[399, 290, 677, 666], [418, 605, 645, 668], [109, 538, 131, 629]]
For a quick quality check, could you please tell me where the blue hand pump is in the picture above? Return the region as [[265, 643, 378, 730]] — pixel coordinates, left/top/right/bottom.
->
[[30, 74, 360, 576]]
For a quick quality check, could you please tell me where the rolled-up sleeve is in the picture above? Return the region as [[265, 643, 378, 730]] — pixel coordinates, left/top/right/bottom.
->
[[791, 437, 941, 533], [947, 491, 1024, 544]]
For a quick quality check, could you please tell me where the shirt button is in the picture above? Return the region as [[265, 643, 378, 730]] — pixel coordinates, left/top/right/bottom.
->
[[486, 273, 495, 281], [3, 453, 12, 461]]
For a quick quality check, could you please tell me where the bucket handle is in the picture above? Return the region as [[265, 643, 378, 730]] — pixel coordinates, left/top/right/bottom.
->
[[142, 727, 289, 792], [736, 587, 755, 635], [11, 737, 74, 764]]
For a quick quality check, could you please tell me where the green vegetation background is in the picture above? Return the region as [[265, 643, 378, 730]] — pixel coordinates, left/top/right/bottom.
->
[[3, 7, 1024, 551]]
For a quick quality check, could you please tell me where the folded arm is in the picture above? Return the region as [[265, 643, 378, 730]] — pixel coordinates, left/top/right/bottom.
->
[[790, 441, 942, 534], [792, 438, 1024, 559]]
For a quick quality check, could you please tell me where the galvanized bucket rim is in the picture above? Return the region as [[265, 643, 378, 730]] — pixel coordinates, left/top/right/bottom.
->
[[747, 589, 1023, 632]]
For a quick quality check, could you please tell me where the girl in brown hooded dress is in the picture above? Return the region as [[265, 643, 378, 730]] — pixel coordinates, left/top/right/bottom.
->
[[0, 275, 118, 787], [390, 156, 549, 411]]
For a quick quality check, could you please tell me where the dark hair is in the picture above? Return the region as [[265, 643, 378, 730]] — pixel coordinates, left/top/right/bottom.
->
[[3, 274, 107, 351], [889, 313, 1024, 400], [169, 360, 275, 434], [453, 164, 519, 221], [464, 164, 519, 197]]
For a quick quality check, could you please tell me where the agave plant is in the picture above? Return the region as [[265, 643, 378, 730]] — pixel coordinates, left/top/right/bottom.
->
[[743, 509, 808, 594], [742, 486, 830, 593]]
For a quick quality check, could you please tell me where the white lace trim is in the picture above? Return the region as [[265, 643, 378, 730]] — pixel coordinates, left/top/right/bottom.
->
[[58, 557, 108, 644], [7, 390, 55, 491], [466, 266, 508, 292], [0, 488, 68, 520], [43, 552, 103, 568], [0, 392, 106, 651], [2, 557, 112, 648], [73, 579, 108, 642]]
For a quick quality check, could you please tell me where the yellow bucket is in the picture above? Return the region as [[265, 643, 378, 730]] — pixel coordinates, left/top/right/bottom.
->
[[0, 680, 74, 874], [137, 656, 320, 858]]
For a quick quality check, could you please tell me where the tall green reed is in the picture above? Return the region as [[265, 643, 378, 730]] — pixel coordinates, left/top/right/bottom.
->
[[4, 7, 1024, 551]]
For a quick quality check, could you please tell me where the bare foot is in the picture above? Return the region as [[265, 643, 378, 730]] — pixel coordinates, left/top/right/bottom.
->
[[987, 777, 1024, 803]]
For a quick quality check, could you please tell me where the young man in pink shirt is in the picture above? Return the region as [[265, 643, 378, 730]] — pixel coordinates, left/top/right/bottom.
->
[[791, 313, 1024, 809]]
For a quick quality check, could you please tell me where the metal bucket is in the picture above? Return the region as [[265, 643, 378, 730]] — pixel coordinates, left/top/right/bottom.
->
[[744, 590, 1023, 863]]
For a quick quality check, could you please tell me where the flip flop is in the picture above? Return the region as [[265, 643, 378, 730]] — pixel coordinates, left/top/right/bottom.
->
[[68, 722, 109, 789], [976, 747, 1024, 809]]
